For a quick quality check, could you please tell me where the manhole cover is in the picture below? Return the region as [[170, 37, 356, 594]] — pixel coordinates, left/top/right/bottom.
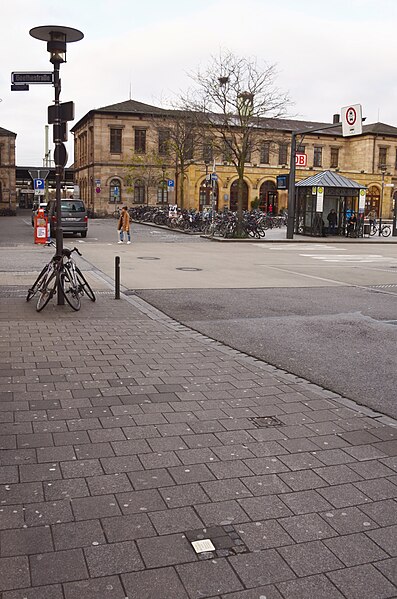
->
[[176, 267, 202, 271], [249, 416, 284, 427], [137, 256, 160, 260]]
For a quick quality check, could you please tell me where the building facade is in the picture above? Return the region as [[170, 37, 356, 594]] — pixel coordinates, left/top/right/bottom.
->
[[71, 99, 397, 219], [0, 126, 17, 212]]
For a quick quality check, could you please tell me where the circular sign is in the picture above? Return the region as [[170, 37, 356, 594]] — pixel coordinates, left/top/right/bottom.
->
[[54, 143, 68, 167], [346, 107, 357, 126]]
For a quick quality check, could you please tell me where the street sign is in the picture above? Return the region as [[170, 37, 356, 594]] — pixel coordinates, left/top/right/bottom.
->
[[167, 179, 175, 188], [341, 104, 363, 137], [34, 189, 45, 196], [48, 101, 75, 124], [295, 153, 307, 167], [113, 186, 119, 196], [211, 173, 218, 181], [11, 84, 29, 91], [33, 178, 45, 190], [11, 71, 53, 84], [54, 143, 68, 168], [276, 174, 289, 190]]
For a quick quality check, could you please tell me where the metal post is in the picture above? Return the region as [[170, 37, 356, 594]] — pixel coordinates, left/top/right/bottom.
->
[[287, 132, 297, 239], [379, 169, 385, 236], [53, 61, 64, 305], [115, 256, 120, 299], [393, 193, 397, 237]]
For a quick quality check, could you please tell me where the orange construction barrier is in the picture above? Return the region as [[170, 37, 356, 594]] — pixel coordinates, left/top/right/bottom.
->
[[34, 208, 50, 244]]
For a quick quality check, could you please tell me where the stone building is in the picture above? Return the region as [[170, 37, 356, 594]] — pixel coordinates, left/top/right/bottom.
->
[[0, 126, 17, 212], [71, 99, 397, 219]]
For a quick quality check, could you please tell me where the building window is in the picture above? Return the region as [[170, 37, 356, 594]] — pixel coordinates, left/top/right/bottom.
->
[[313, 146, 322, 167], [135, 129, 147, 154], [157, 181, 168, 204], [260, 142, 270, 164], [223, 139, 233, 162], [297, 144, 305, 154], [109, 178, 121, 204], [278, 142, 288, 165], [133, 179, 145, 204], [202, 141, 213, 163], [158, 129, 170, 156], [184, 135, 194, 160], [378, 147, 387, 169], [0, 181, 2, 202], [395, 149, 397, 169], [110, 129, 122, 154], [330, 147, 339, 168]]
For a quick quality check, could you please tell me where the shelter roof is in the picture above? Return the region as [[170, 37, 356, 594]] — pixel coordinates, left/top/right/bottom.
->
[[0, 126, 16, 137], [295, 170, 366, 189]]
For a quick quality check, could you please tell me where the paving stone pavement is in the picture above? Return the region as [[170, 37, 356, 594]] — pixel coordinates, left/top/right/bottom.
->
[[0, 292, 396, 599]]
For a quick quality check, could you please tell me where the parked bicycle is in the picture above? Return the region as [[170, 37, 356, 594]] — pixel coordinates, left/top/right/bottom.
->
[[369, 223, 391, 237], [27, 243, 96, 312]]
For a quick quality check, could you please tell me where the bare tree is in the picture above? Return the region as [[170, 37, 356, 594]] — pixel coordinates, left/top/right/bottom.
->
[[182, 51, 292, 233], [126, 151, 168, 205], [155, 112, 199, 209]]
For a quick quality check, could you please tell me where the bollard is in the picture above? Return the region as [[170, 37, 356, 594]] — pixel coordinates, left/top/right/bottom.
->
[[115, 256, 120, 299]]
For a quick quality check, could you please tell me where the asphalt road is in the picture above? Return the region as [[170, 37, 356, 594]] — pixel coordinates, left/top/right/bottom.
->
[[3, 211, 397, 419]]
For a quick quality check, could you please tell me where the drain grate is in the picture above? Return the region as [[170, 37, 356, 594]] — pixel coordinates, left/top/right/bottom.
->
[[185, 525, 248, 560], [249, 416, 284, 428]]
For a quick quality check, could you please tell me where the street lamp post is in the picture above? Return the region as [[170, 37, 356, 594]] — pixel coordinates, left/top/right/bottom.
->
[[29, 25, 83, 304]]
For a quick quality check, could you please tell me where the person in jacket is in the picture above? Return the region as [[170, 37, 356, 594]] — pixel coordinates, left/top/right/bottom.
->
[[327, 209, 338, 234], [118, 206, 131, 244]]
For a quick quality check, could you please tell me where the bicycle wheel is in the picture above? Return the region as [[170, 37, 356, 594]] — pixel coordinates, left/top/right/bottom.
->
[[36, 271, 57, 312], [75, 267, 96, 301], [27, 264, 49, 302], [369, 226, 377, 236], [60, 268, 81, 311], [382, 226, 391, 237]]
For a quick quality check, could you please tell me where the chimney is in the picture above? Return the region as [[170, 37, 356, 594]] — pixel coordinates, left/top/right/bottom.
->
[[333, 114, 340, 124]]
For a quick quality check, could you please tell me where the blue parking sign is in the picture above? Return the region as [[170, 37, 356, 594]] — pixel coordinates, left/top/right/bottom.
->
[[34, 178, 45, 190], [167, 179, 175, 188]]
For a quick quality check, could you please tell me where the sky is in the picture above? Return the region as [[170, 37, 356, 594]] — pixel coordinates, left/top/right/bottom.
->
[[1, 0, 396, 166]]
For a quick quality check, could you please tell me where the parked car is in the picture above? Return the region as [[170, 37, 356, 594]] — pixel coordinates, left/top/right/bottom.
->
[[31, 202, 48, 226], [47, 199, 88, 238]]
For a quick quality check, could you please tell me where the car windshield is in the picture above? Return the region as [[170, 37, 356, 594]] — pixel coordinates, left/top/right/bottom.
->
[[61, 201, 85, 212]]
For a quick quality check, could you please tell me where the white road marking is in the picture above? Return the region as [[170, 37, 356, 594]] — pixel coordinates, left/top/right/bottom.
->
[[256, 244, 344, 251], [300, 254, 397, 263]]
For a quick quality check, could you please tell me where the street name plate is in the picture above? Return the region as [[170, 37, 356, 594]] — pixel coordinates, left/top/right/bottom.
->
[[12, 71, 54, 84]]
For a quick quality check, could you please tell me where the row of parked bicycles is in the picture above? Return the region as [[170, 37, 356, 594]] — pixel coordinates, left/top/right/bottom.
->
[[124, 206, 287, 238]]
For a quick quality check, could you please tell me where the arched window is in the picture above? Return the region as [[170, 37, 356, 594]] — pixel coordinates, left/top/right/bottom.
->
[[157, 180, 168, 204], [133, 179, 145, 204], [109, 178, 122, 204], [365, 185, 380, 217], [259, 180, 278, 213], [199, 179, 218, 211], [230, 180, 248, 212], [0, 180, 3, 203]]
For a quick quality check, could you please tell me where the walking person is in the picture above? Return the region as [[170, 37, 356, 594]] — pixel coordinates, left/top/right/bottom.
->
[[327, 209, 337, 235], [118, 206, 131, 244]]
